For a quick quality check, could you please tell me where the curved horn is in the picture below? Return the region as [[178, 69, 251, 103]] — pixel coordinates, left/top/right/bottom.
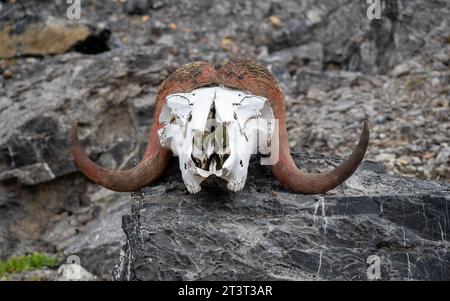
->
[[69, 62, 218, 192], [218, 59, 369, 194]]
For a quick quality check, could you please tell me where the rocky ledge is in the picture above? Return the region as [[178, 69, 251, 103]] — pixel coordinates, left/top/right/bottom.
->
[[112, 153, 450, 281]]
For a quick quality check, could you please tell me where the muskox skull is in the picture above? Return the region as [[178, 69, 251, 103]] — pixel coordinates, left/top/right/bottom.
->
[[158, 86, 275, 193], [69, 60, 369, 194]]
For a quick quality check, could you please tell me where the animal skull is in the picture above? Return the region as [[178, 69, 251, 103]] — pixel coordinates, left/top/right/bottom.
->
[[158, 86, 275, 193], [69, 60, 369, 194]]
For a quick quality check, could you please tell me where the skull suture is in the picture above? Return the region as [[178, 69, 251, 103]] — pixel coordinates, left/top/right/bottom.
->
[[158, 86, 275, 193]]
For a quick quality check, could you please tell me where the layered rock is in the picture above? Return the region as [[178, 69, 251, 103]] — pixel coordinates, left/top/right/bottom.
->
[[113, 155, 450, 281]]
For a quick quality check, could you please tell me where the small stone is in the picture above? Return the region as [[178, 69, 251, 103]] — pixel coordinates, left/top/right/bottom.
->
[[54, 264, 97, 281], [3, 69, 13, 79], [431, 77, 440, 87], [152, 1, 165, 9], [391, 60, 424, 77], [329, 97, 353, 112], [268, 15, 282, 28], [391, 63, 411, 77], [422, 152, 435, 160], [375, 114, 393, 125], [306, 87, 327, 101], [306, 9, 323, 25], [402, 165, 418, 173], [220, 37, 235, 50], [397, 156, 410, 165], [375, 153, 396, 161], [124, 0, 148, 15], [375, 153, 396, 168], [411, 157, 422, 165], [435, 145, 450, 164], [434, 49, 450, 64]]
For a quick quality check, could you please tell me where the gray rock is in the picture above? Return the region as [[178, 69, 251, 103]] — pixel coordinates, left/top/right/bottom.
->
[[124, 0, 165, 15], [435, 144, 450, 165], [434, 49, 450, 65], [0, 44, 172, 278], [113, 154, 450, 281], [306, 87, 327, 101], [0, 45, 172, 184], [391, 63, 411, 78], [329, 97, 354, 113], [42, 194, 130, 278], [0, 162, 56, 185], [262, 42, 324, 69], [297, 70, 359, 94], [391, 60, 424, 78], [54, 264, 97, 281]]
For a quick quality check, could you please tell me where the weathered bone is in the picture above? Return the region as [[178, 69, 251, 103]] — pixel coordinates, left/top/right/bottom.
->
[[158, 86, 275, 193], [70, 60, 368, 194]]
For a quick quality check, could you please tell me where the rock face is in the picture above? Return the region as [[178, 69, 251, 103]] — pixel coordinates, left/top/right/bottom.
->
[[0, 45, 168, 279], [113, 155, 450, 281]]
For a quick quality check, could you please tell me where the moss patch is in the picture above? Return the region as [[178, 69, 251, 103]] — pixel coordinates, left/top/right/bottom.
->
[[0, 253, 58, 277]]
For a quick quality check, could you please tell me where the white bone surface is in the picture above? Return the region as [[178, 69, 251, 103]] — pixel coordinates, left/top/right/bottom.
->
[[158, 86, 275, 193]]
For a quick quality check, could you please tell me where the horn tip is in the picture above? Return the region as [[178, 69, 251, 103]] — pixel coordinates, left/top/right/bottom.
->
[[361, 120, 370, 144], [362, 119, 369, 131]]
